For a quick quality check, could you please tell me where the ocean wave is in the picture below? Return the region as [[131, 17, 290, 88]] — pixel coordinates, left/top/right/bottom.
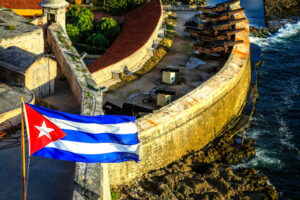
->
[[274, 21, 300, 39], [250, 21, 300, 47], [236, 148, 284, 169]]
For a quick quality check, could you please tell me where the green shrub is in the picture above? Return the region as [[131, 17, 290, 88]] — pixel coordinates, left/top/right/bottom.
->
[[87, 33, 110, 48], [95, 17, 120, 42], [111, 190, 119, 200], [66, 24, 80, 43], [104, 0, 144, 16], [66, 4, 94, 40]]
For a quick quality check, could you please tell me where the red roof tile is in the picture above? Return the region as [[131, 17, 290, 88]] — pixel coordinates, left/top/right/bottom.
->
[[88, 0, 161, 73], [0, 0, 42, 9]]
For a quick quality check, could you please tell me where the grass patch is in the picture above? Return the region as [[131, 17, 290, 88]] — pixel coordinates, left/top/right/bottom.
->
[[86, 91, 93, 98], [166, 23, 175, 30], [5, 25, 16, 30], [160, 38, 173, 49], [182, 41, 194, 56], [111, 190, 119, 200]]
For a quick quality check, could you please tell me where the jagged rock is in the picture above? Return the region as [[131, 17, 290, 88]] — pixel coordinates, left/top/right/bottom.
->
[[115, 133, 277, 200]]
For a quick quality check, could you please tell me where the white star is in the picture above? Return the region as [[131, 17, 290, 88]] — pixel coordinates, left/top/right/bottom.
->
[[35, 121, 54, 139]]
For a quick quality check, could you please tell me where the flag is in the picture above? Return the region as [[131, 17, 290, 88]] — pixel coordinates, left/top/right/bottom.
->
[[23, 103, 140, 163]]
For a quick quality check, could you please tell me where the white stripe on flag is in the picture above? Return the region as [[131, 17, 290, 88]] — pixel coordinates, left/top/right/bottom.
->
[[44, 116, 137, 134], [46, 140, 140, 155]]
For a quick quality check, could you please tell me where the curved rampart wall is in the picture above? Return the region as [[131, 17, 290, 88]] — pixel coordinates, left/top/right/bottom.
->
[[88, 0, 163, 86], [107, 1, 251, 186]]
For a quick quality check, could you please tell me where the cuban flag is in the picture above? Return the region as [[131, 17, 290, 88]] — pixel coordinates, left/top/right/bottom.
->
[[23, 103, 140, 163]]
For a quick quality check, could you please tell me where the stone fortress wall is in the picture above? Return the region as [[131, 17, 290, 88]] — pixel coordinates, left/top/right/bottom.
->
[[41, 0, 250, 197], [105, 1, 251, 186], [46, 24, 103, 116]]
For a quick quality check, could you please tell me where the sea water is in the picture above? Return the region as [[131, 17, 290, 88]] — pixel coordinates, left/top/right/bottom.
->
[[208, 0, 300, 198], [241, 22, 300, 199]]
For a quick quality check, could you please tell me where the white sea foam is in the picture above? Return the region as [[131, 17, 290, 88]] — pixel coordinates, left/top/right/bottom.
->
[[250, 21, 300, 47], [274, 21, 300, 39], [235, 148, 284, 169]]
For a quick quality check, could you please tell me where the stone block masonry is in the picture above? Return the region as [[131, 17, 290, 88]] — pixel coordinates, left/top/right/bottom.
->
[[46, 0, 251, 198], [47, 24, 103, 116], [46, 23, 104, 200], [105, 1, 251, 186]]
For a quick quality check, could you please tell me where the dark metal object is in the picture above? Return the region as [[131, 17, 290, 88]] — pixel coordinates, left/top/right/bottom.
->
[[194, 40, 243, 54], [160, 68, 181, 73], [155, 90, 176, 95], [103, 102, 123, 115]]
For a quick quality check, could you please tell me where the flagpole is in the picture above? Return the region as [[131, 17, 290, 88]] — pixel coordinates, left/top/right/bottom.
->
[[21, 96, 26, 200], [100, 163, 111, 200]]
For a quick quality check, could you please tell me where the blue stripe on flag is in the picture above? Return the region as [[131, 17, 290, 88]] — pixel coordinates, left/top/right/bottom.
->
[[60, 129, 139, 145], [33, 148, 139, 163], [27, 103, 136, 124]]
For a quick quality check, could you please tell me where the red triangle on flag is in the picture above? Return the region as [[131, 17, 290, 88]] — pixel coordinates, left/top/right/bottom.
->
[[24, 103, 66, 155]]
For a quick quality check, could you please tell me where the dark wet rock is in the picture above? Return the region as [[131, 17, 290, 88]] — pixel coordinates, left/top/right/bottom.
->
[[250, 0, 299, 38], [264, 0, 299, 20], [250, 26, 272, 38], [115, 130, 278, 200]]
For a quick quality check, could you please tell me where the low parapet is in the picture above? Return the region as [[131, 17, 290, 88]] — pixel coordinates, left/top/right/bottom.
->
[[106, 1, 251, 186], [88, 0, 163, 86]]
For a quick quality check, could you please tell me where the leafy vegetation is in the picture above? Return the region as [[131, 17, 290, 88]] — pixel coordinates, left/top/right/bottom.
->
[[104, 0, 145, 16], [111, 190, 119, 200], [161, 0, 206, 5], [66, 4, 94, 41], [66, 24, 80, 43], [87, 33, 110, 48], [66, 4, 121, 53], [95, 17, 120, 42]]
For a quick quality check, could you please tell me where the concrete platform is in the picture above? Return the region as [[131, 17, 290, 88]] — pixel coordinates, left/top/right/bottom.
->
[[103, 11, 226, 110]]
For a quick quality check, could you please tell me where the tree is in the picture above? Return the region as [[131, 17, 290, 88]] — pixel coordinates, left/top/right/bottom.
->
[[66, 4, 94, 40], [104, 0, 144, 15], [66, 24, 80, 43], [87, 33, 110, 48], [95, 17, 120, 42]]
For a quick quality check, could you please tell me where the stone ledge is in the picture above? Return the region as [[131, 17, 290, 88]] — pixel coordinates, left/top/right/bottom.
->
[[106, 0, 251, 186]]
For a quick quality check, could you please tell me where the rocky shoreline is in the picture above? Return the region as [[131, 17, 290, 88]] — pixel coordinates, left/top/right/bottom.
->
[[251, 0, 299, 37], [114, 128, 278, 199]]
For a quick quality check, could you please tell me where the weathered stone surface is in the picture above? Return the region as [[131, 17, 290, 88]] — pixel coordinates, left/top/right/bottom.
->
[[264, 0, 299, 20], [46, 23, 103, 200], [0, 8, 44, 54], [104, 0, 251, 186], [115, 135, 278, 200], [47, 24, 103, 116], [0, 46, 57, 98]]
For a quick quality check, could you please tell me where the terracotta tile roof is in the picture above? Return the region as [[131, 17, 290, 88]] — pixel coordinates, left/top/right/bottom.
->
[[88, 0, 161, 73], [0, 0, 42, 9]]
